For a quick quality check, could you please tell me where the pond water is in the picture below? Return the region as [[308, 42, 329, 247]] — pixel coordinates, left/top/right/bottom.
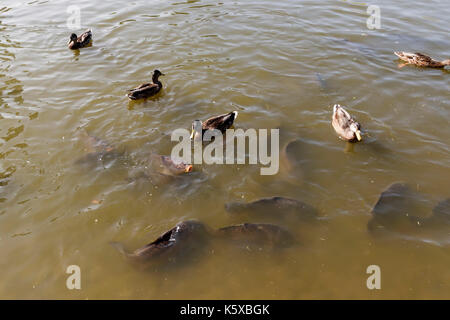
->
[[0, 0, 449, 299]]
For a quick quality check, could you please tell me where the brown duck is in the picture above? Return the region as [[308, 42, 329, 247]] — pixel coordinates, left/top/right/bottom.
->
[[332, 104, 362, 142], [394, 52, 450, 68], [68, 30, 92, 50], [190, 111, 238, 140], [127, 70, 165, 100]]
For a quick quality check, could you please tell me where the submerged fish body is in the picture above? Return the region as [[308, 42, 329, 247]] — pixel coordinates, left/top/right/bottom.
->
[[215, 223, 296, 250], [368, 183, 422, 235], [424, 198, 450, 228], [315, 72, 329, 92], [111, 220, 211, 268], [368, 183, 450, 242], [371, 183, 412, 218], [75, 131, 124, 168], [225, 196, 317, 223], [111, 220, 297, 269], [148, 154, 193, 176]]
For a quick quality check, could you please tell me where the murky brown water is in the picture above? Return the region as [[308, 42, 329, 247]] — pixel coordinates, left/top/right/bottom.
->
[[1, 0, 449, 299]]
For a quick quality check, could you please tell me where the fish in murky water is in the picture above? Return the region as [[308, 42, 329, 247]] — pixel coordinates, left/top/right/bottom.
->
[[148, 154, 193, 176], [225, 196, 317, 223], [279, 139, 304, 186], [422, 198, 450, 229], [111, 220, 297, 268], [368, 183, 450, 243], [110, 220, 211, 269], [315, 72, 329, 92], [367, 182, 422, 235], [329, 38, 377, 59], [74, 131, 124, 168], [129, 154, 194, 186], [215, 223, 295, 250]]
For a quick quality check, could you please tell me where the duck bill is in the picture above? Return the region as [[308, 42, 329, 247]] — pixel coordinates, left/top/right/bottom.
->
[[355, 130, 362, 141], [185, 165, 193, 173]]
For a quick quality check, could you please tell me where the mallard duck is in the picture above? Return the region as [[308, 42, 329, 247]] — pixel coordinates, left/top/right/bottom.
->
[[68, 30, 92, 50], [190, 111, 238, 140], [127, 70, 165, 100], [394, 52, 450, 68], [332, 104, 362, 142]]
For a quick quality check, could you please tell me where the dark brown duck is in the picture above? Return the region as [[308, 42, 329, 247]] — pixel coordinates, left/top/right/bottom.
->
[[68, 30, 92, 50], [190, 111, 238, 140], [127, 70, 165, 100]]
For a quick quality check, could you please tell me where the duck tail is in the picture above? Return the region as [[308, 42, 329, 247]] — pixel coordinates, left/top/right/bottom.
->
[[394, 51, 403, 58], [126, 92, 136, 99]]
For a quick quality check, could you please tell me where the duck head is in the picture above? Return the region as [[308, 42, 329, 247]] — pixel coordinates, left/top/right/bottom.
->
[[190, 120, 202, 140], [152, 69, 165, 81], [68, 33, 77, 44], [350, 122, 362, 141]]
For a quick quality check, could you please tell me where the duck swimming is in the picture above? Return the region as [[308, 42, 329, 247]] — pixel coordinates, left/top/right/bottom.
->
[[68, 30, 92, 50], [190, 111, 238, 140], [331, 104, 362, 142], [394, 52, 450, 68], [127, 70, 165, 100]]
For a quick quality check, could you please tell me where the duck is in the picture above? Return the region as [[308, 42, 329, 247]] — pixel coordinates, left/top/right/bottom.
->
[[394, 52, 450, 68], [68, 30, 92, 50], [190, 111, 238, 140], [127, 70, 165, 100], [331, 104, 362, 142]]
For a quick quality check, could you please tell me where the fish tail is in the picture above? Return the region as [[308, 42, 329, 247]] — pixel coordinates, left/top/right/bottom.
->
[[109, 241, 129, 256]]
